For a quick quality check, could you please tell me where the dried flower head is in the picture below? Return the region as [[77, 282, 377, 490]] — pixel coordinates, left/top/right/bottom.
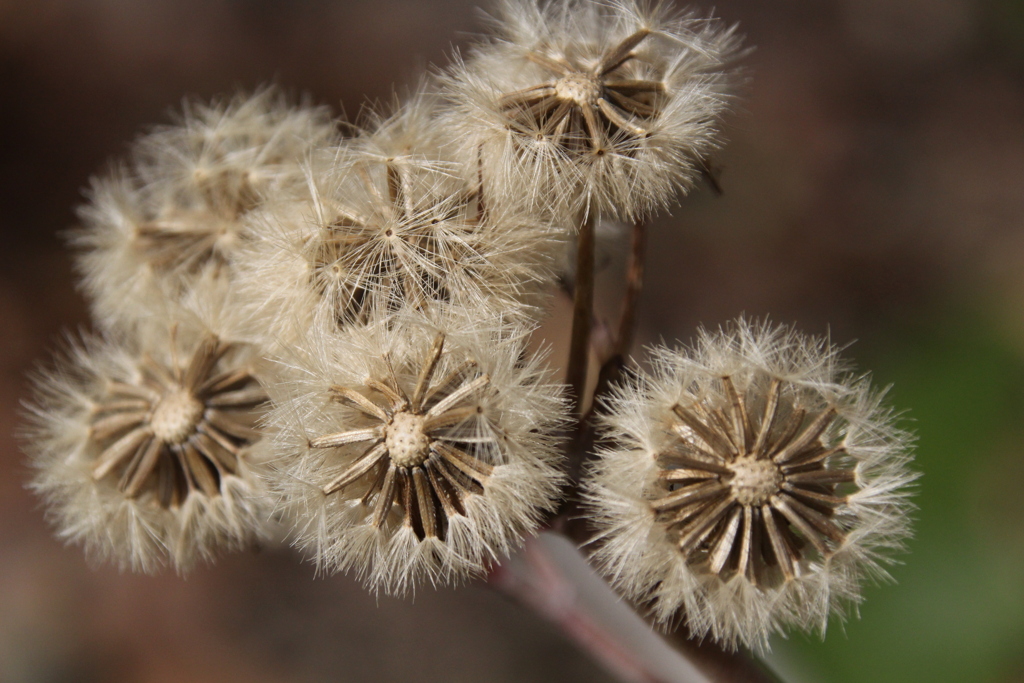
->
[[260, 311, 566, 593], [584, 319, 917, 650], [234, 135, 558, 346], [442, 0, 739, 219], [23, 322, 271, 573], [73, 88, 337, 330]]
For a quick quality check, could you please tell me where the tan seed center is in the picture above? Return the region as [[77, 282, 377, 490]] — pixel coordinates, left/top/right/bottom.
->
[[151, 388, 204, 444], [728, 456, 782, 506], [554, 73, 601, 106], [386, 411, 431, 468]]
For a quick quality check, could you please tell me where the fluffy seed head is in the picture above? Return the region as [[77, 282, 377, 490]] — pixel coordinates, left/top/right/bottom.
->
[[72, 88, 337, 331], [234, 128, 559, 346], [585, 318, 917, 650], [22, 323, 272, 573], [441, 0, 741, 220], [258, 310, 567, 593]]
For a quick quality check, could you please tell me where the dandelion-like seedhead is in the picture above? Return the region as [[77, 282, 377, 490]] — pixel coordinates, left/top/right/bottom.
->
[[442, 0, 740, 219], [73, 88, 337, 330], [234, 137, 558, 346], [259, 312, 567, 593], [585, 319, 917, 650], [23, 321, 272, 573]]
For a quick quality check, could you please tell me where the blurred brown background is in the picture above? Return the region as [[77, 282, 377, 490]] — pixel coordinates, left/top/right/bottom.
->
[[2, 1, 1023, 682]]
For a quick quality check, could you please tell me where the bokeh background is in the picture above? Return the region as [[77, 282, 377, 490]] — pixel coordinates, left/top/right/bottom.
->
[[2, 1, 1023, 681]]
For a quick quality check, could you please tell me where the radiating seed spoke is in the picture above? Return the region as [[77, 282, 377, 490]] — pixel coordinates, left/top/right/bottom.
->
[[107, 381, 160, 401], [310, 427, 381, 449], [424, 405, 479, 432], [707, 408, 738, 452], [93, 399, 151, 415], [421, 360, 477, 407], [781, 445, 847, 471], [605, 88, 657, 117], [206, 409, 261, 440], [183, 444, 219, 497], [781, 482, 846, 507], [430, 453, 475, 497], [207, 387, 267, 408], [93, 426, 153, 480], [766, 407, 805, 457], [525, 52, 573, 75], [672, 404, 735, 458], [365, 379, 407, 413], [412, 334, 445, 410], [661, 499, 709, 527], [398, 468, 415, 528], [141, 354, 178, 388], [385, 162, 406, 217], [773, 408, 837, 464], [413, 468, 437, 538], [330, 385, 391, 422], [522, 95, 560, 121], [499, 84, 557, 107], [657, 451, 732, 475], [722, 376, 752, 453], [183, 336, 225, 391], [432, 441, 493, 480], [198, 368, 253, 395], [603, 79, 665, 93], [91, 410, 150, 441], [772, 496, 829, 555], [323, 442, 388, 495], [651, 480, 728, 512], [747, 379, 780, 457], [659, 468, 722, 482], [200, 421, 241, 454], [193, 430, 238, 473], [425, 460, 462, 518], [736, 505, 755, 579], [122, 437, 164, 497], [779, 493, 846, 543], [541, 99, 574, 136], [677, 496, 735, 556], [157, 455, 177, 508], [360, 462, 389, 506], [709, 505, 743, 574], [580, 104, 604, 150], [426, 374, 490, 418], [598, 28, 651, 75], [785, 467, 855, 485], [597, 98, 648, 137], [371, 465, 398, 528], [762, 504, 795, 579]]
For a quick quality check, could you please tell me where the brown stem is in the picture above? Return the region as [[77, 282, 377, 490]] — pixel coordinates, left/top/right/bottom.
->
[[616, 218, 647, 360], [565, 214, 596, 417], [558, 218, 648, 524], [589, 217, 648, 411]]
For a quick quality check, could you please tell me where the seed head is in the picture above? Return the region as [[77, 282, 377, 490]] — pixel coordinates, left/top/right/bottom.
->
[[72, 88, 337, 331], [441, 0, 741, 220], [23, 322, 271, 573], [234, 122, 559, 346], [585, 319, 917, 650], [259, 310, 567, 593]]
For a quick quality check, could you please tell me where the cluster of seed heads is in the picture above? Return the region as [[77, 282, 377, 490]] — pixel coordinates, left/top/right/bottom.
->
[[21, 0, 915, 653]]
